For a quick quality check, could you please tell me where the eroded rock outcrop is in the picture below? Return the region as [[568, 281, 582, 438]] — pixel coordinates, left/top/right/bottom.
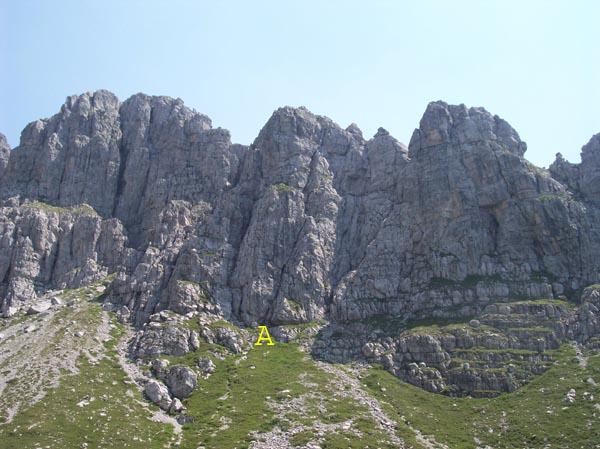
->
[[0, 200, 132, 316], [314, 292, 600, 396], [2, 92, 600, 398], [331, 102, 599, 323], [1, 91, 122, 217]]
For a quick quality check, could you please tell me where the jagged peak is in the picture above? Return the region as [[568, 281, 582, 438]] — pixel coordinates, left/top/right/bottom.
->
[[550, 133, 600, 168], [582, 132, 600, 159], [409, 100, 526, 157], [267, 105, 335, 126], [374, 127, 389, 137], [122, 92, 189, 110], [365, 126, 409, 166], [345, 122, 363, 139], [550, 152, 577, 170], [61, 89, 120, 114], [120, 92, 213, 133], [256, 105, 348, 145], [269, 105, 316, 118], [56, 91, 215, 134], [368, 126, 406, 150], [0, 132, 9, 149], [0, 132, 9, 179]]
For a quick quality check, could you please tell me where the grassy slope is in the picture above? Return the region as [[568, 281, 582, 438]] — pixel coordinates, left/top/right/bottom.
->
[[172, 342, 396, 449], [2, 289, 600, 448], [0, 355, 173, 449], [0, 288, 174, 449], [364, 345, 600, 449]]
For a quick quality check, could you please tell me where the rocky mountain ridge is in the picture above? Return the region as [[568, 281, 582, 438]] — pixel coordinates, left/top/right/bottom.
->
[[2, 90, 600, 397]]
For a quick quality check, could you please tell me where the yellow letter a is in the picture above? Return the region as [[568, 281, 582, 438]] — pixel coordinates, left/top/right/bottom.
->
[[254, 325, 275, 346]]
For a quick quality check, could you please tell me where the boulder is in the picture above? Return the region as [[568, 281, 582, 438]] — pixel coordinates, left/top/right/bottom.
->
[[197, 358, 216, 376], [26, 302, 51, 315], [469, 319, 481, 328], [166, 365, 198, 399], [565, 388, 576, 404], [144, 380, 172, 411], [169, 398, 185, 413], [151, 359, 170, 380]]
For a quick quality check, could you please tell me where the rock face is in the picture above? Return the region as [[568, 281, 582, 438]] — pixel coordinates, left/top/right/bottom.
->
[[1, 91, 600, 348], [0, 133, 9, 180], [314, 297, 583, 396], [0, 201, 131, 316], [331, 103, 599, 323], [551, 133, 600, 204], [1, 92, 122, 217]]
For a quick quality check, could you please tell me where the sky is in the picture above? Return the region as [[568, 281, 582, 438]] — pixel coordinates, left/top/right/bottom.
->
[[1, 0, 598, 167]]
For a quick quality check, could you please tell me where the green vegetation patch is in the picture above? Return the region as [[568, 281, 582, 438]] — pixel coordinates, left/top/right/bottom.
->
[[23, 200, 99, 217], [404, 321, 495, 336], [179, 343, 311, 448], [168, 341, 395, 449], [537, 192, 570, 202], [363, 344, 600, 449], [207, 319, 244, 333], [290, 429, 315, 447], [284, 297, 303, 312], [506, 298, 575, 309], [273, 182, 294, 193], [0, 311, 174, 449], [0, 357, 174, 449]]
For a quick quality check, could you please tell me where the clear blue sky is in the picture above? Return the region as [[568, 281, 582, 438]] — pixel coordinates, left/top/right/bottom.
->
[[1, 0, 598, 167]]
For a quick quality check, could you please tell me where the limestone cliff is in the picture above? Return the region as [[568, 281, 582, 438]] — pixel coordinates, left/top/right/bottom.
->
[[1, 91, 600, 328]]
